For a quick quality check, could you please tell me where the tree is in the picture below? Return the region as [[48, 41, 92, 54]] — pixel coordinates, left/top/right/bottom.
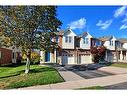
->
[[0, 6, 62, 73], [90, 46, 106, 63]]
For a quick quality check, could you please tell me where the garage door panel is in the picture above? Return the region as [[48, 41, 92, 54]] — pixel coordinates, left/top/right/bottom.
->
[[68, 56, 74, 64], [80, 55, 91, 64], [62, 54, 74, 65]]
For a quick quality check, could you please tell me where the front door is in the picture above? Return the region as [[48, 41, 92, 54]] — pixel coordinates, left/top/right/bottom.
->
[[45, 52, 50, 62]]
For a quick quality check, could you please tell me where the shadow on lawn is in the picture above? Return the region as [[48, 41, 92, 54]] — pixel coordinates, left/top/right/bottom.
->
[[0, 62, 40, 67], [0, 63, 26, 67], [0, 70, 24, 79], [0, 67, 55, 79], [29, 67, 56, 73]]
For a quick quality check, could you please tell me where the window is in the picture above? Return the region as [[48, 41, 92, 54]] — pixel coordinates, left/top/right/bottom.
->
[[56, 36, 59, 43], [110, 41, 113, 46], [69, 36, 72, 43], [84, 38, 89, 44], [65, 36, 68, 43], [110, 41, 112, 45], [86, 38, 88, 44], [112, 41, 113, 46], [65, 36, 72, 43]]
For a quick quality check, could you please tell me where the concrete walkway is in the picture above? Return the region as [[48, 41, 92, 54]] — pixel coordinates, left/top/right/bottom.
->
[[98, 66, 127, 74], [59, 71, 85, 81], [49, 65, 85, 81], [19, 73, 127, 89]]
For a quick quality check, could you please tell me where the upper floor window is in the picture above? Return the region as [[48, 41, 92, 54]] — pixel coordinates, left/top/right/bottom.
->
[[65, 36, 72, 43], [84, 38, 89, 44], [110, 40, 113, 46], [56, 36, 59, 43], [65, 36, 68, 43], [69, 36, 72, 43]]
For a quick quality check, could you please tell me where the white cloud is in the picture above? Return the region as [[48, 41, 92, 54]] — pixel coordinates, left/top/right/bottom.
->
[[96, 19, 113, 30], [120, 16, 127, 30], [68, 18, 86, 30], [114, 6, 127, 18], [122, 18, 127, 22], [120, 23, 127, 30]]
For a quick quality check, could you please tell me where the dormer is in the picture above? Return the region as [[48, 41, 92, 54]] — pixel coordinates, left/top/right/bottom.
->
[[62, 29, 77, 49], [80, 32, 93, 49], [99, 36, 117, 50]]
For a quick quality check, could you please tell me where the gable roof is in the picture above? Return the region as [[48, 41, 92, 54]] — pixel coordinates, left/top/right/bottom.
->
[[118, 38, 127, 43], [79, 32, 93, 38], [63, 28, 77, 36], [54, 30, 64, 36], [99, 35, 113, 41]]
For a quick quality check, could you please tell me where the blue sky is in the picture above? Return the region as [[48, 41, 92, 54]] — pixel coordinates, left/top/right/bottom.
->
[[57, 6, 127, 38]]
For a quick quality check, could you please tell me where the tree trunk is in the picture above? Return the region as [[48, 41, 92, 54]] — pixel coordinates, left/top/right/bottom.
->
[[25, 49, 31, 74]]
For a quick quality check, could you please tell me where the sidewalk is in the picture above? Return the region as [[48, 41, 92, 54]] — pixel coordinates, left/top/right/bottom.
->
[[19, 73, 127, 89], [98, 66, 127, 74]]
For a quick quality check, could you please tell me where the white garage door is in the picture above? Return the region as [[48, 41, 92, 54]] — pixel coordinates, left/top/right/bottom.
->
[[62, 54, 74, 65], [79, 55, 91, 64]]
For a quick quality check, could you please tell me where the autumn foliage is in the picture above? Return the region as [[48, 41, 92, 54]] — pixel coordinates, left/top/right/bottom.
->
[[90, 46, 106, 63]]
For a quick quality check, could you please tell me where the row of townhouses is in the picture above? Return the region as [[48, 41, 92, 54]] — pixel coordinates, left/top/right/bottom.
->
[[1, 28, 127, 65], [40, 28, 127, 65]]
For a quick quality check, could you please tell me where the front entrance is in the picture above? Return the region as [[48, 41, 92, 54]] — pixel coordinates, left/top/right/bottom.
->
[[45, 52, 50, 62]]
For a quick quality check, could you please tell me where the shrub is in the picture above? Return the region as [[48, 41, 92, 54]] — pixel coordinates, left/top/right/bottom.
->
[[22, 52, 40, 64], [90, 46, 106, 63]]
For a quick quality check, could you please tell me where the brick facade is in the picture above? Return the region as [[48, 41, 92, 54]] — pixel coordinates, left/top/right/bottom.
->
[[0, 48, 12, 65]]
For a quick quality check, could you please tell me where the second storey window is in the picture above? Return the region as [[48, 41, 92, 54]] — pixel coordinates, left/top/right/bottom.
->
[[84, 38, 89, 44], [110, 41, 113, 46], [69, 36, 72, 43], [56, 36, 59, 43], [65, 36, 68, 43], [65, 36, 72, 43]]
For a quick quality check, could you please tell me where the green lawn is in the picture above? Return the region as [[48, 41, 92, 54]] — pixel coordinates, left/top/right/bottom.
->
[[109, 63, 127, 68], [77, 86, 105, 90], [0, 64, 64, 89]]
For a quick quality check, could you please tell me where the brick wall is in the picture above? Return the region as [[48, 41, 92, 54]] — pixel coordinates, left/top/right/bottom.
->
[[0, 48, 12, 65]]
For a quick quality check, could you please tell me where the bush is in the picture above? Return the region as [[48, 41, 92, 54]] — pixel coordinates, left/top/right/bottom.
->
[[90, 46, 106, 63], [22, 52, 40, 64]]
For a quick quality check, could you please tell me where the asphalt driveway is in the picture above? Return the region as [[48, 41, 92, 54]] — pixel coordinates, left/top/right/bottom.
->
[[64, 64, 114, 79], [73, 70, 114, 79]]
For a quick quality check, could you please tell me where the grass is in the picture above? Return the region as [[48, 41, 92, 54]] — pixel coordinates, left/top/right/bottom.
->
[[109, 63, 127, 68], [77, 86, 105, 90], [0, 64, 64, 89]]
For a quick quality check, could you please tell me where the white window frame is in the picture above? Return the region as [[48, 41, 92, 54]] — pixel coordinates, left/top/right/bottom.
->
[[110, 40, 113, 46], [65, 36, 68, 43], [84, 38, 89, 44], [56, 36, 59, 43], [86, 38, 89, 44], [112, 41, 113, 46], [65, 36, 72, 43], [69, 36, 72, 43]]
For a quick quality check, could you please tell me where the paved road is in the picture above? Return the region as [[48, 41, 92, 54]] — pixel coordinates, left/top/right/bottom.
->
[[105, 82, 127, 89], [73, 70, 114, 79]]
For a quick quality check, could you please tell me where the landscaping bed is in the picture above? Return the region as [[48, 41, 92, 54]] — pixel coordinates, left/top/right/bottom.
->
[[0, 64, 64, 89]]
